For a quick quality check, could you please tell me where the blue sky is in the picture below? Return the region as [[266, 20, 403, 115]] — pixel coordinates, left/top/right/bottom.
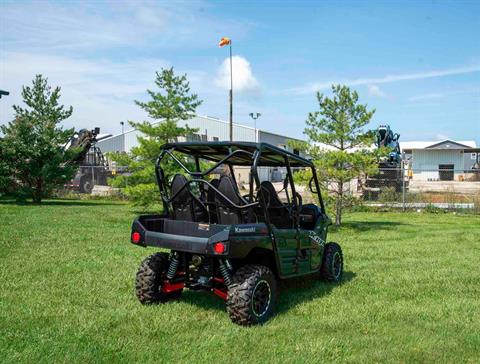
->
[[1, 0, 479, 143]]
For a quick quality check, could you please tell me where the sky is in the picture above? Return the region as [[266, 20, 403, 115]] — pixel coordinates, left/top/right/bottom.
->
[[1, 0, 479, 144]]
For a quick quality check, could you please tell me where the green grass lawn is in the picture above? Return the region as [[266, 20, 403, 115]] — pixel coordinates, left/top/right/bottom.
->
[[1, 200, 479, 363]]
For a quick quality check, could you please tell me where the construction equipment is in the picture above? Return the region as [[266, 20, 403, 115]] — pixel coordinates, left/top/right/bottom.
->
[[376, 124, 401, 168], [364, 124, 405, 199], [65, 128, 111, 193]]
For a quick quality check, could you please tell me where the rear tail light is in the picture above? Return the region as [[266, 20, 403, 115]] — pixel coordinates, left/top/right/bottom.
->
[[214, 242, 226, 254], [131, 231, 141, 244]]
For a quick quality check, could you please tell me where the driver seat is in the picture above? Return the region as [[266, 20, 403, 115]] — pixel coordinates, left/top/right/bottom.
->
[[257, 181, 292, 228]]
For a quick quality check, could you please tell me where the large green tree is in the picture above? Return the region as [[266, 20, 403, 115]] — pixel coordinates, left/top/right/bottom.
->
[[305, 84, 378, 226], [0, 75, 77, 203], [109, 68, 201, 208]]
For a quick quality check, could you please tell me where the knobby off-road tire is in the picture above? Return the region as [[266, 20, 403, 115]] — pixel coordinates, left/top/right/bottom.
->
[[226, 264, 277, 326], [135, 252, 182, 304], [320, 242, 343, 282]]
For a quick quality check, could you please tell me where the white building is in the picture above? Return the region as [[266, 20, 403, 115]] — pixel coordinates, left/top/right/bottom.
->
[[400, 140, 477, 181], [97, 115, 305, 182]]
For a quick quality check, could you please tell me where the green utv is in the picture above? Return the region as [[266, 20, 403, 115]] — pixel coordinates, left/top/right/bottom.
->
[[131, 142, 343, 325]]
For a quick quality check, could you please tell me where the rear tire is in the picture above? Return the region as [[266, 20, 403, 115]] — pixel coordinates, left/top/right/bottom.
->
[[320, 242, 343, 282], [135, 252, 183, 304], [226, 264, 276, 326], [79, 175, 93, 194]]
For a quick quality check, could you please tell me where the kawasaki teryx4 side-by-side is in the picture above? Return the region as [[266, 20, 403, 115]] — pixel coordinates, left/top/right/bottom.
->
[[130, 142, 343, 325]]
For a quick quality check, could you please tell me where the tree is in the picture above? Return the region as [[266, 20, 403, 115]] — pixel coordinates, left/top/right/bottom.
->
[[304, 84, 377, 226], [0, 75, 76, 203], [109, 68, 202, 208]]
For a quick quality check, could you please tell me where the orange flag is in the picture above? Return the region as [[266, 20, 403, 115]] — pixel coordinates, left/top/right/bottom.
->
[[218, 37, 231, 47]]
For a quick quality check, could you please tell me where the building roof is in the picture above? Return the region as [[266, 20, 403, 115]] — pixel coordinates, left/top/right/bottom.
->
[[400, 140, 476, 151]]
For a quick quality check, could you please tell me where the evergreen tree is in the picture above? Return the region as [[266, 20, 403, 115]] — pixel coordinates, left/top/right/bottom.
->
[[305, 84, 378, 225], [0, 75, 76, 202], [109, 68, 202, 208]]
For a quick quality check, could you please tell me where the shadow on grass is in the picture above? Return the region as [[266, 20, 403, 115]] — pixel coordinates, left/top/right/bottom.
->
[[178, 271, 356, 316], [276, 271, 356, 315], [0, 198, 121, 207], [334, 220, 408, 232]]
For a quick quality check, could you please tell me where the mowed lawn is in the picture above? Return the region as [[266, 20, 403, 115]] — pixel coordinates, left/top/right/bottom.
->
[[0, 200, 479, 363]]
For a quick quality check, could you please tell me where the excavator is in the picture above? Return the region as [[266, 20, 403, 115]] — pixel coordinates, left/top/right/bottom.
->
[[363, 124, 405, 198], [375, 124, 401, 168], [64, 127, 111, 193]]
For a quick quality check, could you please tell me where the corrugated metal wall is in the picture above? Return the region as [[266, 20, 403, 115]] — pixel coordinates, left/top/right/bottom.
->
[[412, 149, 464, 180], [97, 116, 256, 153]]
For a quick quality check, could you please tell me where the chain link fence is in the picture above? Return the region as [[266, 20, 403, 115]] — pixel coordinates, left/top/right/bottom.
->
[[66, 165, 480, 214], [351, 167, 480, 213]]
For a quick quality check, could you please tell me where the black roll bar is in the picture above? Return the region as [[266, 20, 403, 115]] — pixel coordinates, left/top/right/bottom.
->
[[155, 147, 260, 214]]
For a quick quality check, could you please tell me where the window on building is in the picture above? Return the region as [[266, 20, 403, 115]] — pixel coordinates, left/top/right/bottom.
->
[[471, 153, 477, 160], [212, 136, 219, 142]]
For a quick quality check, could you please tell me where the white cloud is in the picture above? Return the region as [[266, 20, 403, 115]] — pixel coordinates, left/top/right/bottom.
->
[[214, 56, 260, 93], [436, 134, 450, 140], [408, 93, 444, 101], [0, 51, 170, 132], [367, 84, 387, 98], [290, 64, 480, 94], [0, 1, 255, 134]]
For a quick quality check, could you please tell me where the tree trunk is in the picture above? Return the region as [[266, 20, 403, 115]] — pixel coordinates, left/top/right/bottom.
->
[[32, 178, 43, 203], [335, 181, 343, 226]]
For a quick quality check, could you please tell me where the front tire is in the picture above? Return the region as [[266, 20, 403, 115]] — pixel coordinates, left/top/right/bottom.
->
[[226, 264, 276, 326], [320, 242, 343, 282], [135, 252, 183, 304]]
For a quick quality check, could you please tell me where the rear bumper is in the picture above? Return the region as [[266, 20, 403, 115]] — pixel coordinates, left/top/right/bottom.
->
[[131, 217, 230, 255], [131, 216, 271, 258]]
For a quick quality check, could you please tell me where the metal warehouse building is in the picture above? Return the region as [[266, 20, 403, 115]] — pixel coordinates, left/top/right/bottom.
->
[[97, 115, 305, 182], [401, 139, 478, 181]]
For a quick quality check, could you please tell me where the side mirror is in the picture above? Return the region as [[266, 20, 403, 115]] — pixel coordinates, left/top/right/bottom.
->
[[309, 176, 318, 194]]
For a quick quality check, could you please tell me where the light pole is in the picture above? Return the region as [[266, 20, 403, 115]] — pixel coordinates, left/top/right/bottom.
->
[[219, 37, 233, 141], [120, 121, 124, 134], [0, 90, 9, 99], [249, 112, 261, 142]]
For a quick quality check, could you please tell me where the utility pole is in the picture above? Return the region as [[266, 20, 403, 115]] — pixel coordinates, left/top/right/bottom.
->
[[229, 42, 233, 141], [249, 112, 261, 142], [219, 37, 233, 141]]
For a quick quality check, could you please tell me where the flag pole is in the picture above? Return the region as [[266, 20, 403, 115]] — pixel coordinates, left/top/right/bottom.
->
[[229, 41, 233, 141]]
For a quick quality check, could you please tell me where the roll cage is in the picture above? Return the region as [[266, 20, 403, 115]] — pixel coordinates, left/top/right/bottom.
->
[[155, 141, 325, 227]]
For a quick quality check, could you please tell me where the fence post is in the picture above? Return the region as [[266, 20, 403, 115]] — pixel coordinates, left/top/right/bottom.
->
[[402, 160, 406, 211], [91, 165, 95, 192]]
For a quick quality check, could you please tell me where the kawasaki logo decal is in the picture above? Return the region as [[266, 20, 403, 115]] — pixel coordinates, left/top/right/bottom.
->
[[234, 226, 256, 233]]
